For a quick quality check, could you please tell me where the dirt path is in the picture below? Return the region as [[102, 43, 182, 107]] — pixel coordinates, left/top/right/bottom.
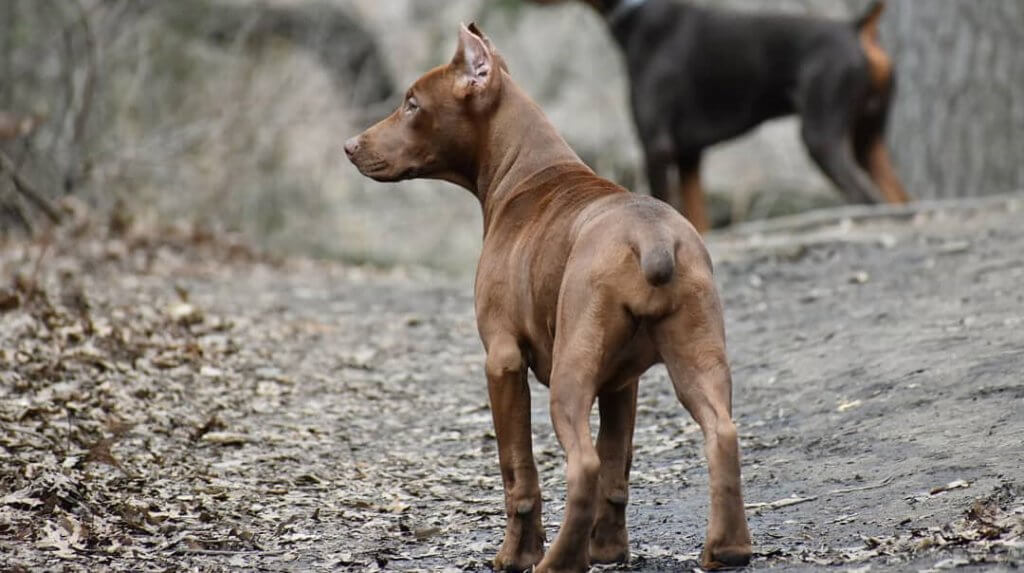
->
[[2, 198, 1022, 571]]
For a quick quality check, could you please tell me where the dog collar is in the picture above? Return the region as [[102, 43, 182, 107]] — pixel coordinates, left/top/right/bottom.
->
[[606, 0, 647, 26]]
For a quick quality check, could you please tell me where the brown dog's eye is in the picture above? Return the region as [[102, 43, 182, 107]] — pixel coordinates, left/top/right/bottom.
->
[[405, 96, 420, 114]]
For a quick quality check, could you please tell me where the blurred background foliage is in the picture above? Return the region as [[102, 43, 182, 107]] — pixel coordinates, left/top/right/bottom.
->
[[1, 0, 1021, 273]]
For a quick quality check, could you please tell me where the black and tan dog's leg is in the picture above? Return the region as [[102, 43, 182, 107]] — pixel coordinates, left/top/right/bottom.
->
[[854, 1, 909, 204], [589, 378, 638, 565], [800, 67, 886, 204], [678, 153, 709, 233], [486, 335, 545, 571], [641, 128, 683, 210], [802, 124, 883, 204], [655, 276, 752, 570], [854, 104, 910, 204], [644, 152, 673, 208]]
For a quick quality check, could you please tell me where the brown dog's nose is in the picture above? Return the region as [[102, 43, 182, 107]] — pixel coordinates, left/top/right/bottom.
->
[[344, 137, 360, 158]]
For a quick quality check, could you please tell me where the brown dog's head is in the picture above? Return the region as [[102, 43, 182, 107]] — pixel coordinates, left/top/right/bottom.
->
[[345, 23, 505, 189]]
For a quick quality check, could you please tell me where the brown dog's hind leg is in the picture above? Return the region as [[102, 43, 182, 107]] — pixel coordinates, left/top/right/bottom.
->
[[653, 276, 752, 570], [537, 285, 636, 573], [589, 378, 638, 565], [486, 335, 545, 571], [540, 375, 600, 573]]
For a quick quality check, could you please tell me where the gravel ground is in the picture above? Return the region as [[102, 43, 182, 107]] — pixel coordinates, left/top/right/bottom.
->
[[1, 197, 1022, 572]]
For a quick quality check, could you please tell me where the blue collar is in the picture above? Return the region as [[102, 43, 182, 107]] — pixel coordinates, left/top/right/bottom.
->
[[606, 0, 648, 26]]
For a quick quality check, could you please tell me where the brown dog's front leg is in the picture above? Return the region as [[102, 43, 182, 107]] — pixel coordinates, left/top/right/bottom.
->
[[486, 336, 545, 571]]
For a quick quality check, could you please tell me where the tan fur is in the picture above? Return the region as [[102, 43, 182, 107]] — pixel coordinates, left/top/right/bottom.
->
[[859, 2, 893, 92], [680, 167, 709, 233], [867, 137, 910, 203], [855, 1, 909, 204]]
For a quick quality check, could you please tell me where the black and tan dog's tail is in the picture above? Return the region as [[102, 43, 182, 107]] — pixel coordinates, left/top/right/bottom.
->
[[854, 0, 893, 92], [854, 0, 885, 33]]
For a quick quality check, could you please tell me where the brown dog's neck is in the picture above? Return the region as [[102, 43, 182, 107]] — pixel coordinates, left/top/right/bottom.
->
[[473, 74, 586, 232]]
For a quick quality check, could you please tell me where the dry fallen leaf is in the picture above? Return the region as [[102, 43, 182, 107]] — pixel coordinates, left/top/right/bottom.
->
[[849, 271, 870, 284], [0, 288, 21, 312], [167, 302, 203, 325], [200, 432, 251, 446], [837, 399, 863, 412]]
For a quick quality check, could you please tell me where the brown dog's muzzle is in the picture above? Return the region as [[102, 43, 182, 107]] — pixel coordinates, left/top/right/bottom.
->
[[344, 132, 399, 182]]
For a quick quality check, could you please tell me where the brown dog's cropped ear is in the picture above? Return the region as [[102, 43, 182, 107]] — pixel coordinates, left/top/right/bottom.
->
[[466, 22, 510, 73], [452, 22, 496, 99]]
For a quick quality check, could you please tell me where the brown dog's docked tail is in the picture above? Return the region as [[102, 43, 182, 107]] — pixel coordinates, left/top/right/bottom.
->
[[637, 236, 676, 287]]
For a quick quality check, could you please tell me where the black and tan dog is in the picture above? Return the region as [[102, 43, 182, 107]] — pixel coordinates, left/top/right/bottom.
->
[[346, 23, 751, 572], [531, 0, 910, 231]]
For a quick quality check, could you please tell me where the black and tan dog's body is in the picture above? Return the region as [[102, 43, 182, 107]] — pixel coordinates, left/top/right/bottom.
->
[[533, 0, 910, 231], [346, 24, 751, 573]]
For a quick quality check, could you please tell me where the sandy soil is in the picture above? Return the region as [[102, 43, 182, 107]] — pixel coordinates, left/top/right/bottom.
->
[[1, 197, 1022, 572]]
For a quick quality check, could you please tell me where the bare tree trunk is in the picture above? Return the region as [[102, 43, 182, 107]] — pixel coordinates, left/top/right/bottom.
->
[[881, 0, 1024, 198], [667, 0, 1024, 200]]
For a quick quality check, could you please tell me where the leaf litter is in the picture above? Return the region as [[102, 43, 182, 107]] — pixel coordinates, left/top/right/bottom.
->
[[2, 204, 1023, 571]]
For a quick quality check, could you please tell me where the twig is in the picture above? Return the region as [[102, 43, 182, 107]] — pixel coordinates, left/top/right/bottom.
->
[[389, 550, 442, 560], [61, 0, 98, 192], [828, 474, 895, 495], [2, 2, 14, 107], [745, 495, 819, 511], [171, 548, 287, 557], [149, 531, 191, 553], [68, 0, 96, 148], [29, 233, 54, 292], [0, 187, 35, 234], [0, 149, 62, 223], [1, 423, 63, 449], [52, 0, 76, 156]]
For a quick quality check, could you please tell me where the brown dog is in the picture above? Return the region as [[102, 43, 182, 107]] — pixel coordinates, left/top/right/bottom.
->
[[345, 24, 751, 572]]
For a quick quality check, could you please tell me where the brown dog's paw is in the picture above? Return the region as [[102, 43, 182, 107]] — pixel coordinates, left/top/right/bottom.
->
[[493, 551, 543, 572], [588, 543, 629, 566], [589, 493, 629, 565], [532, 561, 589, 573], [492, 537, 544, 572], [700, 543, 753, 570], [588, 524, 629, 565], [493, 502, 546, 571]]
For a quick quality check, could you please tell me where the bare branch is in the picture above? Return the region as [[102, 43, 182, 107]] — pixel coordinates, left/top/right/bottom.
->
[[0, 149, 62, 224], [69, 0, 98, 149]]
